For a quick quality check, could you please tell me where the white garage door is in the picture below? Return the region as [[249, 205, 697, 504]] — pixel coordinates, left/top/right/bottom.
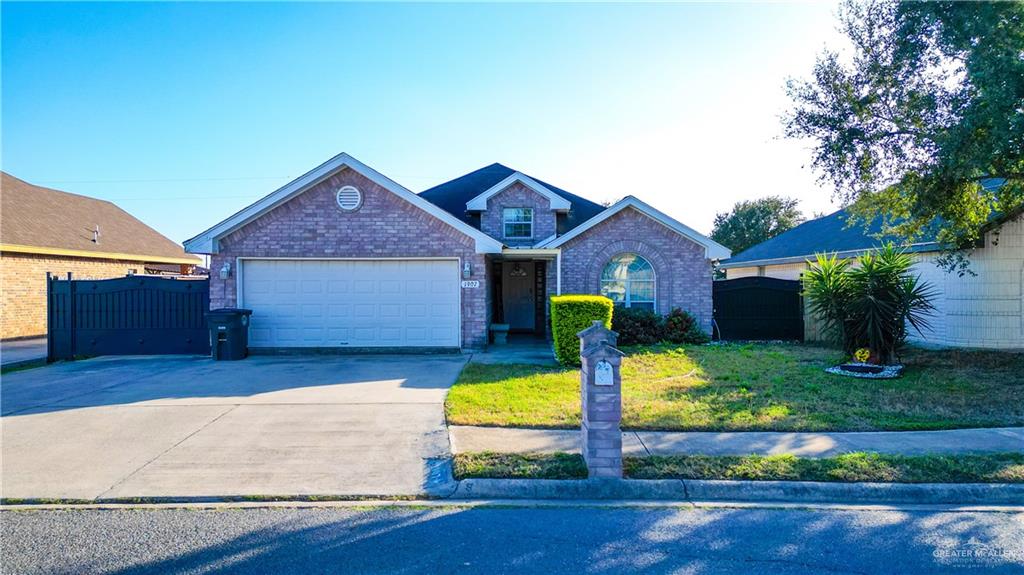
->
[[240, 259, 461, 348]]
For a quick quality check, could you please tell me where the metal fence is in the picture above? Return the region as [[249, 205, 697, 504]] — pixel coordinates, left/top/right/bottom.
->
[[47, 273, 211, 361], [712, 277, 804, 341]]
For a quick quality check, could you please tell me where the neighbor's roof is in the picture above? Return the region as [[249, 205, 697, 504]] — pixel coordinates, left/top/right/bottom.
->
[[1, 172, 200, 265], [720, 208, 940, 268], [722, 179, 1016, 268], [419, 163, 606, 234]]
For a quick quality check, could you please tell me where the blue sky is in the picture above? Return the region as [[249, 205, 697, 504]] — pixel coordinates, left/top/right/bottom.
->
[[2, 2, 846, 246]]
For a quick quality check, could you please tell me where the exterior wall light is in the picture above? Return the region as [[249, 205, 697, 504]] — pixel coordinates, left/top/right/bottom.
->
[[463, 261, 472, 279], [219, 262, 231, 280]]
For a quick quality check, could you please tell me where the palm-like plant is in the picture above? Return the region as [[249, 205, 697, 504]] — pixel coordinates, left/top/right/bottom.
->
[[803, 244, 936, 364], [802, 253, 854, 353]]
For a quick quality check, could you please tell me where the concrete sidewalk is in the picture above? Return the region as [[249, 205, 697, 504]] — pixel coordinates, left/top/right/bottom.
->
[[1, 337, 47, 368], [449, 425, 1024, 457]]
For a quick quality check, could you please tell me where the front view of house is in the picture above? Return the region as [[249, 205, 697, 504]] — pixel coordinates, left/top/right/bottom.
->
[[185, 154, 729, 350]]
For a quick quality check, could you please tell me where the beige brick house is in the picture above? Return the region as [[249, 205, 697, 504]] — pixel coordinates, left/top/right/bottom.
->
[[720, 208, 1024, 350], [1, 172, 201, 339]]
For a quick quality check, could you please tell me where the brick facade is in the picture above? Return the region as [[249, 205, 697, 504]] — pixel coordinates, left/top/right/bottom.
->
[[480, 182, 556, 247], [209, 167, 490, 349], [558, 207, 714, 333], [0, 252, 148, 339]]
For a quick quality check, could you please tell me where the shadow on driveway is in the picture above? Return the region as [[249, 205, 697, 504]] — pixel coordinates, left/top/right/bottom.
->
[[1, 354, 467, 500]]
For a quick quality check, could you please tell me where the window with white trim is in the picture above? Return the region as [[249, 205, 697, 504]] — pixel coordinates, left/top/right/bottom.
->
[[600, 253, 656, 311], [503, 207, 533, 238]]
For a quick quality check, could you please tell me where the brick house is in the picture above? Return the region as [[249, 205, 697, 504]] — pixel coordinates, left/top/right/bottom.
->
[[185, 153, 729, 351], [720, 208, 1024, 350], [1, 172, 202, 340]]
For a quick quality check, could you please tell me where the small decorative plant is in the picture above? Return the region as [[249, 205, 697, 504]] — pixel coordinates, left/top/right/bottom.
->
[[854, 347, 871, 363]]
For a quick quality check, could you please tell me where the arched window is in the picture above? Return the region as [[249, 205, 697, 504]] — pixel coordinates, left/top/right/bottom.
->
[[600, 253, 655, 311]]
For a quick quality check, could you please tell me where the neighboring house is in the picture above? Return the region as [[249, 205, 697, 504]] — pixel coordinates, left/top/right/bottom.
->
[[720, 208, 1024, 350], [184, 153, 729, 351], [0, 172, 202, 340]]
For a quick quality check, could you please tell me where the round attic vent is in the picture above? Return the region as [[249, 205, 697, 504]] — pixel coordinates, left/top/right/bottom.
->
[[335, 185, 362, 211]]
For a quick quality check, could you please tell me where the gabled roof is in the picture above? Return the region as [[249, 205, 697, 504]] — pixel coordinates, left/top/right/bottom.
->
[[722, 180, 1015, 269], [0, 172, 200, 265], [419, 163, 606, 234], [465, 172, 571, 211], [539, 196, 732, 260], [184, 153, 503, 254], [719, 208, 939, 268]]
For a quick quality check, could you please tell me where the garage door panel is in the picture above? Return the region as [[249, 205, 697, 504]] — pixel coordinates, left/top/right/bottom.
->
[[242, 259, 460, 348]]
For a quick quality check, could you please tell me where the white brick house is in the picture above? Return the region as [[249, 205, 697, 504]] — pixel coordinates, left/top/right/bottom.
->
[[720, 209, 1024, 350]]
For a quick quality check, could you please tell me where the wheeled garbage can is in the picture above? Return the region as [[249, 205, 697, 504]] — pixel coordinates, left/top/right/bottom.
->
[[206, 308, 253, 360]]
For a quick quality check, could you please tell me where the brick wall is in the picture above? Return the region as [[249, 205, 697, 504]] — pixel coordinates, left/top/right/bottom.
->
[[480, 182, 557, 246], [558, 207, 715, 332], [0, 252, 146, 339], [209, 167, 490, 349]]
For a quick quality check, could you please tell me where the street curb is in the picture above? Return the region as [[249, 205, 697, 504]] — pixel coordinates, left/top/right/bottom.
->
[[684, 480, 1024, 504], [453, 478, 684, 500], [449, 478, 1024, 504]]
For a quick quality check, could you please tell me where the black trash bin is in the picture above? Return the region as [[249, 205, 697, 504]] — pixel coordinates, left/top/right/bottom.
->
[[206, 308, 252, 360]]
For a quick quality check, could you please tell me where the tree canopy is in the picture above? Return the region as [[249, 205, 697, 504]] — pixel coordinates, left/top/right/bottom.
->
[[711, 196, 804, 255], [783, 0, 1023, 273]]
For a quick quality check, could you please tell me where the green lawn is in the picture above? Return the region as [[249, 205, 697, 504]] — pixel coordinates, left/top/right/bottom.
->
[[446, 343, 1024, 431], [452, 452, 1024, 483]]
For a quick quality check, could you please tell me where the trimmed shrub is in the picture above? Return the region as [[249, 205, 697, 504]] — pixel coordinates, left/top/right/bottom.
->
[[664, 308, 710, 344], [550, 295, 614, 365], [612, 307, 665, 345]]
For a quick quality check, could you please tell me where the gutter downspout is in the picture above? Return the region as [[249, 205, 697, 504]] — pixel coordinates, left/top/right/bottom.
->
[[556, 250, 562, 295]]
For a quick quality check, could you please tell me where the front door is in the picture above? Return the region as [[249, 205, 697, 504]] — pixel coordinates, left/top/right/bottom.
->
[[502, 261, 535, 331]]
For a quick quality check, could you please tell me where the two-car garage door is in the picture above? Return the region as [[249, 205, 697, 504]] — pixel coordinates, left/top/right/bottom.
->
[[240, 259, 461, 349]]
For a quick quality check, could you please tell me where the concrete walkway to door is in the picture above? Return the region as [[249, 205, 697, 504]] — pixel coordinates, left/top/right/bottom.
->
[[1, 354, 466, 501]]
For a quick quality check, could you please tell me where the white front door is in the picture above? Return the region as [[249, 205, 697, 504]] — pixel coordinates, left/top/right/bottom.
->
[[240, 259, 460, 348], [502, 261, 535, 331]]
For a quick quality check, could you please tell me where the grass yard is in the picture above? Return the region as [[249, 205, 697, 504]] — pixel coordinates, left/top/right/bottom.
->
[[447, 344, 1024, 431], [453, 452, 1024, 483]]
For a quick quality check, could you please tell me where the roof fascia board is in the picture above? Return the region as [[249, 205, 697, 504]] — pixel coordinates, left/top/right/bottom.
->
[[542, 196, 732, 260], [719, 242, 942, 269], [1, 243, 200, 265], [465, 172, 572, 211], [184, 153, 502, 254]]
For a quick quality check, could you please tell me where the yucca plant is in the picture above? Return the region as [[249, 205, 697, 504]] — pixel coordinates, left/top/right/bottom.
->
[[803, 244, 936, 364]]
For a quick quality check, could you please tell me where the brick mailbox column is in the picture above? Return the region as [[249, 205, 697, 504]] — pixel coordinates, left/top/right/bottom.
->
[[578, 320, 625, 478]]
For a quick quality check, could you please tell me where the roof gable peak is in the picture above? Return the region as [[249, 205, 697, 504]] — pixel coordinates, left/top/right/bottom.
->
[[465, 171, 572, 212]]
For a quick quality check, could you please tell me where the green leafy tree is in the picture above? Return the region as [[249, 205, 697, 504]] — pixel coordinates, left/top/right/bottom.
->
[[711, 196, 804, 254], [784, 0, 1024, 273]]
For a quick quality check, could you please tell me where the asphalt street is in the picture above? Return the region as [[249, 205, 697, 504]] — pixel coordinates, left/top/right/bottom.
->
[[2, 504, 1022, 574]]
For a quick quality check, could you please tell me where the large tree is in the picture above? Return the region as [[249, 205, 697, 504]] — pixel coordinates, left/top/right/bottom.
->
[[711, 196, 804, 254], [783, 0, 1024, 273]]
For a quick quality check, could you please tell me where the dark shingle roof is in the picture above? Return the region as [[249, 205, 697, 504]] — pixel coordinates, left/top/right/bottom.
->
[[1, 172, 200, 263], [418, 163, 606, 234], [721, 208, 940, 267]]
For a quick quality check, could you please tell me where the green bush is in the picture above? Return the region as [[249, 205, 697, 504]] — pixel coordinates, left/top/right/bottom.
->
[[664, 308, 710, 344], [549, 295, 614, 365], [804, 244, 936, 364], [612, 307, 665, 345]]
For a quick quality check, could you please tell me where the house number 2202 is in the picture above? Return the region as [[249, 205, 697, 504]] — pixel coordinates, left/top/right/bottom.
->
[[461, 280, 480, 288]]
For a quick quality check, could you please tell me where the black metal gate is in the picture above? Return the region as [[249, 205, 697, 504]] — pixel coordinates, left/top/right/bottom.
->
[[47, 273, 211, 361], [713, 277, 804, 341]]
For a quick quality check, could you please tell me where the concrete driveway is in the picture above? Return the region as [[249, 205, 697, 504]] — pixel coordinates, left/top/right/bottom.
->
[[1, 354, 467, 500]]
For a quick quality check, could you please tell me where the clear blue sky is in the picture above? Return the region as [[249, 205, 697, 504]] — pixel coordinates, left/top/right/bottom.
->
[[2, 1, 845, 246]]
